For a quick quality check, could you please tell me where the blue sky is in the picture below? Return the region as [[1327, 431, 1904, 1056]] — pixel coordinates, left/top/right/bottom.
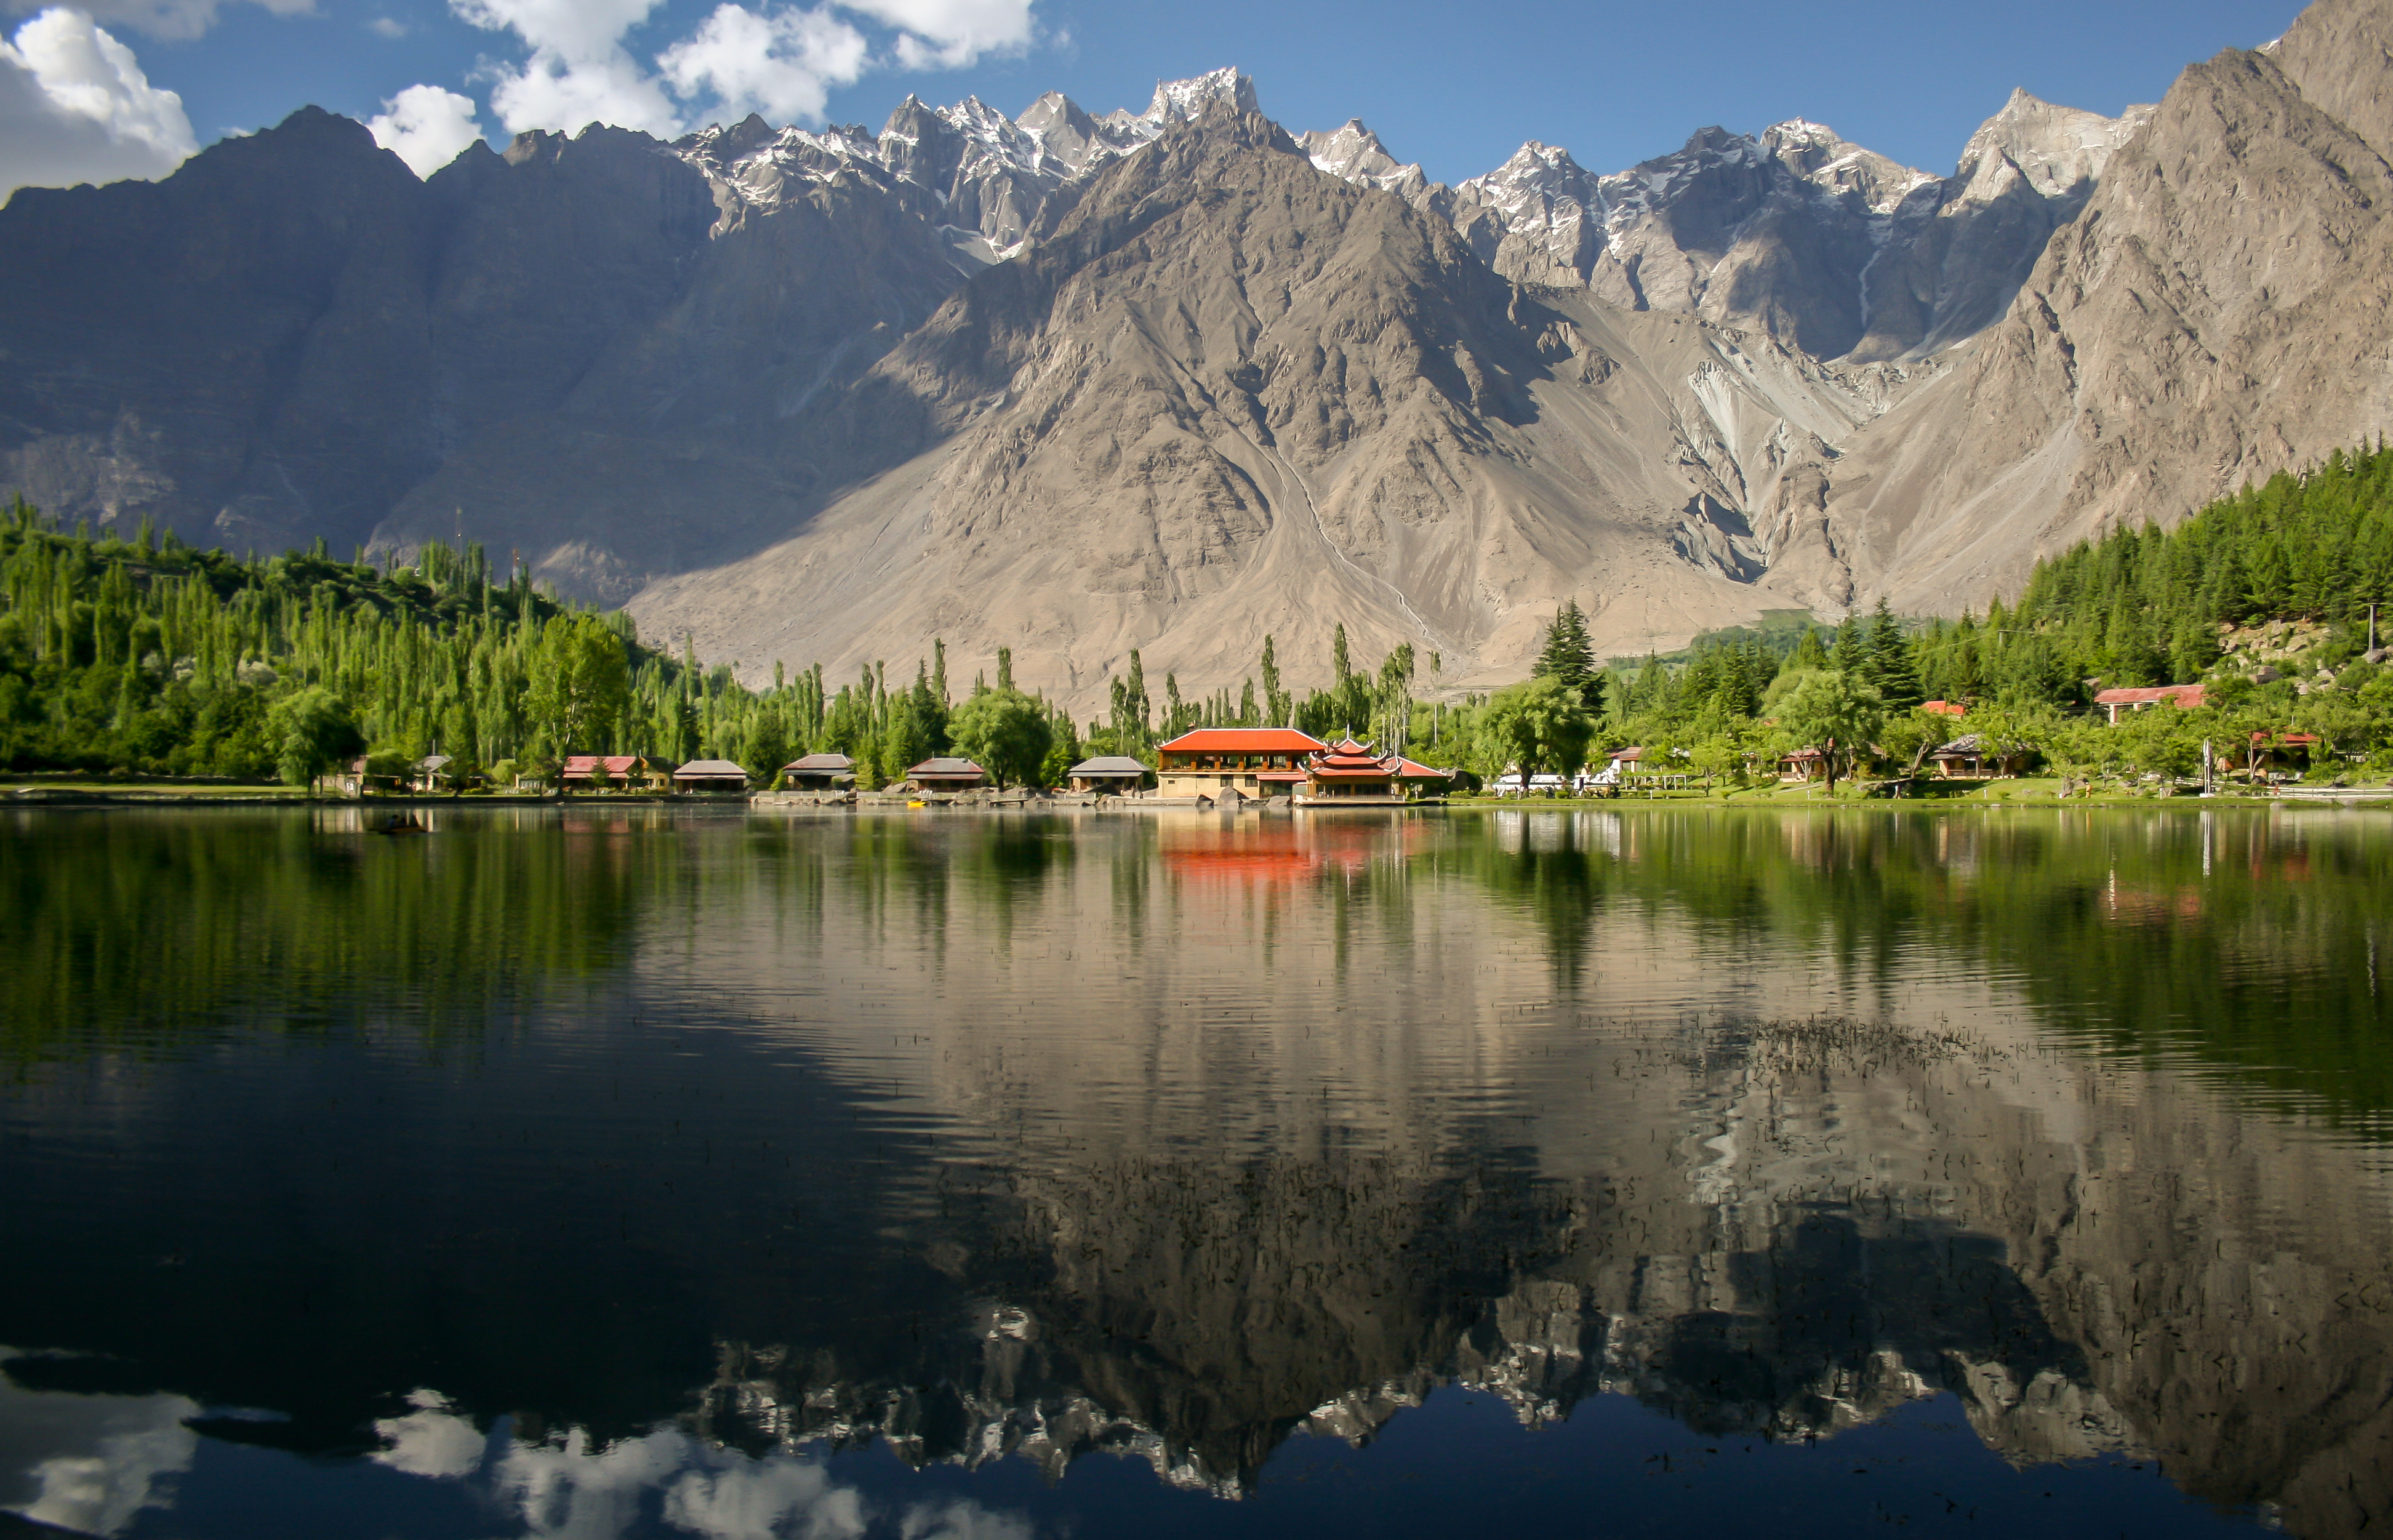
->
[[1, 0, 2314, 195]]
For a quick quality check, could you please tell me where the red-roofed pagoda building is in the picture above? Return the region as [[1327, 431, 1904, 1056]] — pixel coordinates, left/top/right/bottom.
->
[[1154, 728, 1327, 798], [1302, 738, 1396, 800]]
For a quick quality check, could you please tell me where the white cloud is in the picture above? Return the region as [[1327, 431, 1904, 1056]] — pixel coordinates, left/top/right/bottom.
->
[[453, 0, 683, 136], [0, 1355, 200, 1538], [367, 81, 484, 176], [0, 7, 196, 196], [2, 0, 311, 44], [369, 1389, 487, 1478], [454, 0, 1041, 140], [366, 14, 404, 36], [657, 4, 868, 126], [844, 0, 1030, 70]]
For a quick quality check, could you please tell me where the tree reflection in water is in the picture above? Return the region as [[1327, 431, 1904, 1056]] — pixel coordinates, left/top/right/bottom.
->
[[0, 806, 2385, 1537]]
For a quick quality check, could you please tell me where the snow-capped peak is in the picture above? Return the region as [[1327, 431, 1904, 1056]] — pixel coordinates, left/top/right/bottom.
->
[[1141, 67, 1259, 127]]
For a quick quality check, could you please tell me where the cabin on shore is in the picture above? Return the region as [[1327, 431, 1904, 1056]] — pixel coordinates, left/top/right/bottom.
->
[[412, 755, 452, 792], [1778, 747, 1829, 782], [2094, 683, 2207, 724], [673, 758, 750, 793], [907, 756, 987, 791], [1926, 733, 2029, 779], [782, 752, 856, 790], [2247, 730, 2319, 780], [1155, 728, 1326, 798], [565, 754, 668, 791], [1065, 755, 1149, 793]]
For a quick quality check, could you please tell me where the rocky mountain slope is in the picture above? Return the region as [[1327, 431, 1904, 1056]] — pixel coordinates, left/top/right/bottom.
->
[[1304, 92, 2149, 364], [620, 106, 1914, 694], [6, 1, 2388, 704], [1773, 0, 2393, 619]]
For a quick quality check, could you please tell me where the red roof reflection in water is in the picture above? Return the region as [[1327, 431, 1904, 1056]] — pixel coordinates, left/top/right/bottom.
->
[[1157, 820, 1399, 884]]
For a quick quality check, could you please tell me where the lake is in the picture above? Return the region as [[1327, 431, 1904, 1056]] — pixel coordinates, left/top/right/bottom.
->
[[2, 803, 2389, 1539]]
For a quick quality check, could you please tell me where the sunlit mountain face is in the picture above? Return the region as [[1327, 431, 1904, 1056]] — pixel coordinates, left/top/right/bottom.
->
[[2, 804, 2387, 1537]]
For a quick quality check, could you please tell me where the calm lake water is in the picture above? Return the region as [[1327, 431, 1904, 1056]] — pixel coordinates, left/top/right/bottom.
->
[[3, 803, 2391, 1539]]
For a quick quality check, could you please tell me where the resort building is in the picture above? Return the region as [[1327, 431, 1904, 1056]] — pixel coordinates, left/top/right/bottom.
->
[[1926, 733, 2029, 779], [781, 752, 856, 790], [1064, 755, 1149, 793], [907, 756, 987, 791], [1304, 738, 1395, 799], [672, 758, 750, 792], [2093, 683, 2207, 723], [1154, 728, 1326, 798], [564, 754, 668, 790]]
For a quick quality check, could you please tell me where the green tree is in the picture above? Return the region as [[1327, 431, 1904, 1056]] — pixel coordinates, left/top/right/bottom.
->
[[1775, 669, 1886, 793], [267, 688, 365, 788], [526, 614, 631, 755], [947, 688, 1054, 788], [1534, 601, 1603, 715], [1478, 675, 1597, 792], [1865, 599, 1923, 710]]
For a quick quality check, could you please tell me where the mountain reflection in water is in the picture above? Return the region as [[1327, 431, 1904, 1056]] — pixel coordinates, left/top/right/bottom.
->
[[1, 804, 2388, 1538]]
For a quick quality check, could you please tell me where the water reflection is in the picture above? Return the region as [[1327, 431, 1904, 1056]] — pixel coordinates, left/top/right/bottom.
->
[[2, 806, 2389, 1536]]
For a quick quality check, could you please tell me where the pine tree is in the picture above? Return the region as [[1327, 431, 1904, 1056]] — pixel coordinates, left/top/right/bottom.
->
[[1865, 598, 1923, 710]]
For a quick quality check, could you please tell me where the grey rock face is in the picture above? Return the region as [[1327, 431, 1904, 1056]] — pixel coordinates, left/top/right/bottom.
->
[[1305, 96, 2148, 364], [625, 105, 1920, 702]]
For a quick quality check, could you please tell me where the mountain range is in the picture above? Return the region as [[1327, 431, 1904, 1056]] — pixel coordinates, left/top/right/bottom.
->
[[2, 0, 2387, 705]]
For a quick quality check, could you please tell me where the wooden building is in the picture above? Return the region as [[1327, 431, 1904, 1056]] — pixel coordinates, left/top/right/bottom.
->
[[907, 756, 987, 791], [672, 758, 750, 793], [1065, 755, 1149, 793], [1925, 733, 2029, 779], [1154, 728, 1326, 798], [781, 752, 856, 789], [564, 754, 668, 790]]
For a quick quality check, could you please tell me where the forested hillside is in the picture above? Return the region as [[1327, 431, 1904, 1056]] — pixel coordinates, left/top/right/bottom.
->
[[0, 499, 800, 784], [1577, 441, 2393, 788], [7, 440, 2390, 792]]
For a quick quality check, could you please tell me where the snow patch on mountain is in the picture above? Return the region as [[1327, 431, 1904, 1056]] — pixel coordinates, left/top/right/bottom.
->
[[675, 68, 1262, 265]]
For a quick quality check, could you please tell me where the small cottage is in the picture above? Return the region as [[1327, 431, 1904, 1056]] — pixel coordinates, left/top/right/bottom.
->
[[673, 758, 751, 793], [1065, 755, 1149, 793], [564, 754, 668, 790], [1926, 733, 2029, 779], [907, 756, 987, 791], [782, 752, 857, 790]]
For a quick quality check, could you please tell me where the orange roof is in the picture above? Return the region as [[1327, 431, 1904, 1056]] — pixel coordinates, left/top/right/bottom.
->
[[1922, 700, 1967, 718], [1157, 728, 1328, 753], [2094, 683, 2206, 707], [1391, 758, 1451, 779]]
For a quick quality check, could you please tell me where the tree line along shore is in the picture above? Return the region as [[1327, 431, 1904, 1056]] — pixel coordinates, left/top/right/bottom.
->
[[2, 439, 2391, 798]]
